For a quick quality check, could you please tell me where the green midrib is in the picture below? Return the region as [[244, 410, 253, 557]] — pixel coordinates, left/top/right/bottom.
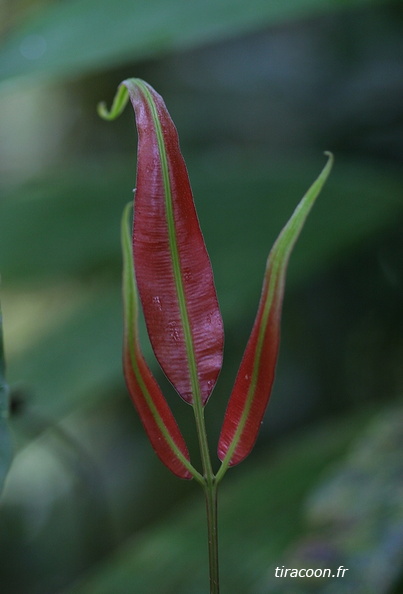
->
[[217, 154, 333, 476], [137, 81, 202, 406], [136, 81, 213, 480], [122, 203, 202, 482]]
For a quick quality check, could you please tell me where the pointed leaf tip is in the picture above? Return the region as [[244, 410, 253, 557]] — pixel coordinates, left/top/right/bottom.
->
[[121, 79, 224, 406], [218, 154, 333, 469], [121, 203, 194, 480]]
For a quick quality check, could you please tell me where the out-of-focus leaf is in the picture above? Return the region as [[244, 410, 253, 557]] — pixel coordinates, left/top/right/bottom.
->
[[65, 409, 375, 594], [0, 0, 391, 87], [0, 303, 12, 494], [7, 286, 123, 419], [0, 161, 132, 283]]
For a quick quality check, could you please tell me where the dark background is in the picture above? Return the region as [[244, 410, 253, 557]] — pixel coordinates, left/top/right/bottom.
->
[[0, 1, 402, 592]]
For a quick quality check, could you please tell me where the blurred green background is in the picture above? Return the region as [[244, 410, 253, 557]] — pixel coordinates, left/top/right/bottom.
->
[[0, 1, 402, 593]]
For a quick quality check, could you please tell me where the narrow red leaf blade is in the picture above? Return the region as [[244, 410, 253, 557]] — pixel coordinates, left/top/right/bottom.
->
[[218, 154, 333, 467], [121, 203, 193, 480], [124, 79, 224, 405]]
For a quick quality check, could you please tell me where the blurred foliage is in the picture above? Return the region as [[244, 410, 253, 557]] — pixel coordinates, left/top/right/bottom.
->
[[0, 302, 12, 494], [265, 405, 403, 594], [0, 0, 402, 593], [60, 405, 403, 594], [0, 0, 392, 86], [63, 408, 379, 594]]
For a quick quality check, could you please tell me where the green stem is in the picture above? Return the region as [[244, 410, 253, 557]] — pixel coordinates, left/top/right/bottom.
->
[[137, 78, 220, 590], [192, 395, 220, 592], [204, 479, 219, 594], [192, 392, 213, 477]]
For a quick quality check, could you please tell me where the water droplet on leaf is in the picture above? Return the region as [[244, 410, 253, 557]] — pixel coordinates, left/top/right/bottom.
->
[[152, 296, 162, 310]]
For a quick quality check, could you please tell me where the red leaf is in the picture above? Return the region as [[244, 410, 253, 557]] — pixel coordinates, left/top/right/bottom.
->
[[217, 270, 281, 467], [125, 79, 224, 405], [218, 155, 333, 467], [121, 203, 193, 480], [123, 346, 193, 480]]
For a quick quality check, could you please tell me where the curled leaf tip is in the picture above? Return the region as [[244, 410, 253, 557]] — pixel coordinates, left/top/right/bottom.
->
[[97, 82, 130, 121], [122, 78, 224, 406]]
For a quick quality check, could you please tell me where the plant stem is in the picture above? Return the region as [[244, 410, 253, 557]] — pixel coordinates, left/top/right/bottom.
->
[[191, 391, 220, 592], [204, 479, 219, 594]]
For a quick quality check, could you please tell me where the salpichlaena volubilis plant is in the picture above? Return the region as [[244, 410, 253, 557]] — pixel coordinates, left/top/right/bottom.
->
[[98, 79, 333, 594]]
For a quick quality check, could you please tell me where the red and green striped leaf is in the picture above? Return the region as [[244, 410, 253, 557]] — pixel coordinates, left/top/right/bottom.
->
[[100, 79, 224, 406], [121, 202, 194, 480], [217, 154, 333, 468]]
